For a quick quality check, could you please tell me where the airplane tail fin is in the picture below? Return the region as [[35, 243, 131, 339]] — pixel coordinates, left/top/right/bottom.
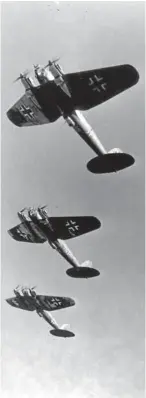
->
[[80, 260, 92, 268], [60, 323, 70, 331]]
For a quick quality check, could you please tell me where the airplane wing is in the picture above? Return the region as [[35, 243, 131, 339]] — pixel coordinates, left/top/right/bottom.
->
[[49, 216, 101, 240], [6, 297, 36, 311], [8, 222, 46, 243], [6, 295, 75, 312], [65, 64, 139, 110], [36, 295, 75, 311], [7, 92, 51, 127]]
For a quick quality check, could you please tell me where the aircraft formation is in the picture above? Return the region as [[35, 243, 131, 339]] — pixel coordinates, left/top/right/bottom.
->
[[6, 59, 139, 337]]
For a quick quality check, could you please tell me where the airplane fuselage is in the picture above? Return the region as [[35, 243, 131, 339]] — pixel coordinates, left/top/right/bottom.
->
[[22, 62, 107, 156], [29, 209, 82, 268], [18, 208, 82, 269], [31, 76, 107, 156], [37, 309, 61, 330]]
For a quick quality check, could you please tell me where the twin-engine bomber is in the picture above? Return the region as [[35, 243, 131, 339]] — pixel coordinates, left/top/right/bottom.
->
[[7, 60, 139, 173], [8, 206, 101, 278], [6, 286, 75, 337], [6, 59, 140, 337]]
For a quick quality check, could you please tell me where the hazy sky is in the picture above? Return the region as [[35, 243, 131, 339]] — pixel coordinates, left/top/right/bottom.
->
[[1, 2, 145, 398]]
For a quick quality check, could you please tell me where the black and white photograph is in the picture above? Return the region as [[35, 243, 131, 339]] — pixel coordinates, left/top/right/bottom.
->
[[1, 1, 145, 398]]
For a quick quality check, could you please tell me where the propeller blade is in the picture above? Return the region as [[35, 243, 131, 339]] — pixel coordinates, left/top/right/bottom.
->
[[14, 285, 20, 291], [20, 207, 27, 212], [13, 75, 23, 83], [39, 205, 47, 210], [52, 56, 60, 63], [37, 205, 47, 213], [33, 64, 40, 71], [45, 57, 60, 68], [13, 69, 30, 83]]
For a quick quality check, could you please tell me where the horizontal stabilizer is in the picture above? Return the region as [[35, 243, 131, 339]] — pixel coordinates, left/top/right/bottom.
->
[[66, 265, 100, 278], [87, 152, 135, 174], [50, 328, 75, 338]]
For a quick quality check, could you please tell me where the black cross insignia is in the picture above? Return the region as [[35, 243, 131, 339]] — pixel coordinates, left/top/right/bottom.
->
[[88, 75, 107, 92], [19, 104, 34, 119]]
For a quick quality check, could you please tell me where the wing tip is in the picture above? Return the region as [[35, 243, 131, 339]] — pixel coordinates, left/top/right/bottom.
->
[[122, 64, 140, 86], [90, 216, 101, 230], [62, 297, 76, 308], [7, 109, 25, 126], [7, 229, 14, 238]]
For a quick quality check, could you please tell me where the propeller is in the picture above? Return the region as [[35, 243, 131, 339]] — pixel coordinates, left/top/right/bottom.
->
[[38, 205, 47, 210], [13, 69, 30, 83], [33, 64, 42, 73], [14, 285, 20, 292], [44, 57, 60, 69], [13, 285, 23, 295], [33, 64, 39, 70], [19, 207, 27, 213], [30, 285, 36, 290], [52, 56, 60, 63]]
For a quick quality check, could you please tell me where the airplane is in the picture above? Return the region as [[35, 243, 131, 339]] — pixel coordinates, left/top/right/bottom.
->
[[8, 206, 101, 278], [7, 60, 139, 173], [6, 285, 75, 337]]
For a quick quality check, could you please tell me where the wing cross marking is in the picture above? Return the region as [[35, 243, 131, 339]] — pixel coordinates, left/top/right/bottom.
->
[[19, 104, 34, 120], [65, 220, 80, 236], [88, 74, 107, 92]]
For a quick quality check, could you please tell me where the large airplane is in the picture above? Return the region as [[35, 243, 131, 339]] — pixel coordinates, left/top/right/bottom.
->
[[6, 286, 75, 337], [7, 60, 139, 173], [8, 206, 101, 278]]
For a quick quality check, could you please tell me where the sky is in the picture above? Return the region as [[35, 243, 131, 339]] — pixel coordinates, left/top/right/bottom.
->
[[1, 1, 145, 398]]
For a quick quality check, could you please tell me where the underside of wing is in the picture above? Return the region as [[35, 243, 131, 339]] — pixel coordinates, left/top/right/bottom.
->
[[6, 297, 36, 311], [49, 216, 101, 240], [8, 223, 46, 243], [65, 64, 139, 110], [6, 295, 75, 312], [36, 295, 75, 311], [7, 92, 50, 127]]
